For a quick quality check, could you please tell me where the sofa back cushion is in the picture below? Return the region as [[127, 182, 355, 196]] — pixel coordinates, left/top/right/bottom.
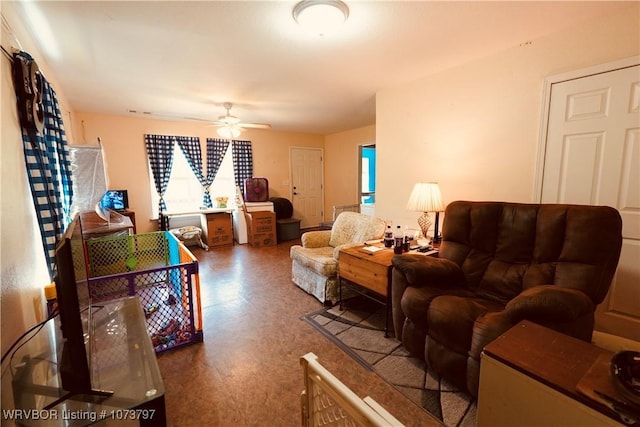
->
[[329, 211, 385, 247], [439, 201, 622, 305]]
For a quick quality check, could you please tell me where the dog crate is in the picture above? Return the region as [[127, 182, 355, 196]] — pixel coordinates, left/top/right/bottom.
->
[[85, 231, 203, 353]]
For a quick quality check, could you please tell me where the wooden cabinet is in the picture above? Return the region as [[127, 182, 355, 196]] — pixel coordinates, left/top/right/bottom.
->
[[478, 321, 629, 426]]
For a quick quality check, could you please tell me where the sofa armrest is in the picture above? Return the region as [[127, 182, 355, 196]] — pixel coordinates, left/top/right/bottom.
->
[[332, 242, 363, 260], [391, 254, 466, 288], [505, 285, 595, 323], [301, 230, 332, 248]]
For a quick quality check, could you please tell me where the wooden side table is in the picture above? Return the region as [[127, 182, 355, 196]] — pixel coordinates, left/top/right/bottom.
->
[[478, 320, 634, 426], [338, 245, 439, 337]]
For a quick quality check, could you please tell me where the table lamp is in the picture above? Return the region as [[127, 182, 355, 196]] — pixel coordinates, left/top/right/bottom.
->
[[406, 182, 444, 243]]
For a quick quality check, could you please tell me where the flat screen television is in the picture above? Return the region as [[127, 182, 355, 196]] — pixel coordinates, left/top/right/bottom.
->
[[49, 216, 112, 407], [100, 189, 128, 211]]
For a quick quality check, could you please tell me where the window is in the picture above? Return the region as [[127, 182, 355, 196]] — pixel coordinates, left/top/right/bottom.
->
[[150, 143, 235, 216], [359, 144, 376, 204], [208, 144, 235, 203]]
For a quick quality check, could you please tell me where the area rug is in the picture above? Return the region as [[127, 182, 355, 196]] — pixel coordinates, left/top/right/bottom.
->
[[302, 297, 477, 427]]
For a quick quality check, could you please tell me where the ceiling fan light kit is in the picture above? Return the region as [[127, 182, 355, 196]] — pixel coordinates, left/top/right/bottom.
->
[[293, 0, 349, 36], [213, 102, 271, 139], [217, 125, 242, 139]]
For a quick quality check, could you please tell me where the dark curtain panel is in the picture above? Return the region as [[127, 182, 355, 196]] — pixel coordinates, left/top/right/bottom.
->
[[205, 138, 231, 207], [145, 134, 175, 230], [14, 51, 73, 277], [231, 140, 253, 190]]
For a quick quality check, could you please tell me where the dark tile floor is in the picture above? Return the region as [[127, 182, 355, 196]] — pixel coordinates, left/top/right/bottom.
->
[[157, 238, 440, 426]]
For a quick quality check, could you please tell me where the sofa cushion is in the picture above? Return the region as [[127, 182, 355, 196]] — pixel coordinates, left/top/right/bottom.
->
[[440, 202, 623, 304], [328, 211, 385, 248], [427, 295, 504, 355], [290, 246, 337, 276], [476, 259, 529, 304], [328, 212, 359, 247], [505, 285, 595, 323], [301, 230, 332, 248], [392, 255, 465, 287], [401, 286, 474, 327]]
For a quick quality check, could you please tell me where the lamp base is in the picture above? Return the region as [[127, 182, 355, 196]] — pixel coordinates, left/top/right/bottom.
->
[[433, 211, 442, 243], [417, 212, 432, 240]]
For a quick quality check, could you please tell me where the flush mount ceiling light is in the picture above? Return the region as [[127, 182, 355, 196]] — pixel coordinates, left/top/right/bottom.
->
[[293, 0, 349, 36]]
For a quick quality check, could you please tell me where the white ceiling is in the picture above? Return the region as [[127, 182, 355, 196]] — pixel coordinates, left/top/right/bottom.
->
[[7, 1, 630, 135]]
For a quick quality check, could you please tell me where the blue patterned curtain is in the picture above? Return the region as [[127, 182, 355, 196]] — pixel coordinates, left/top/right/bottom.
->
[[145, 134, 175, 230], [204, 138, 230, 207], [14, 51, 73, 278], [231, 140, 253, 189]]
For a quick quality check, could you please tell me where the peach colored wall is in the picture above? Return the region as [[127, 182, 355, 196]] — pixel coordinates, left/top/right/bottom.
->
[[375, 3, 640, 231], [76, 112, 324, 232], [0, 4, 79, 357], [324, 125, 375, 220]]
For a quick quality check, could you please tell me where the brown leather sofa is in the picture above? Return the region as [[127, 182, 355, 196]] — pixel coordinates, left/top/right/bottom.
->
[[391, 201, 623, 397]]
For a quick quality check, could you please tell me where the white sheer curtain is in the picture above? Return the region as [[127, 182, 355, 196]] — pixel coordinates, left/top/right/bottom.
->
[[69, 141, 109, 219]]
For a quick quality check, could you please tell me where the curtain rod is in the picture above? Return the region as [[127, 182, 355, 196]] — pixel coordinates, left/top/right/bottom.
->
[[69, 145, 102, 150], [1, 12, 23, 62], [70, 138, 104, 150], [1, 45, 13, 62]]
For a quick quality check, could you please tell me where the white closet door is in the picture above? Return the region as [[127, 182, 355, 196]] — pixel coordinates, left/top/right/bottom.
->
[[541, 64, 640, 341]]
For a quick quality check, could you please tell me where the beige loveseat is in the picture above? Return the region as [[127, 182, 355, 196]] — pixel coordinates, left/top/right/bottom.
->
[[290, 211, 386, 304]]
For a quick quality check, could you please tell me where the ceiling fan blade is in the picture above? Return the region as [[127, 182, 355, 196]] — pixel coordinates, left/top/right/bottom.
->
[[239, 123, 272, 129], [128, 105, 272, 131], [128, 109, 214, 123], [210, 121, 272, 130], [182, 116, 214, 123]]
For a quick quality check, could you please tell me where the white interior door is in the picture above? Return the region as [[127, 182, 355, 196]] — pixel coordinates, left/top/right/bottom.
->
[[540, 62, 640, 341], [290, 147, 324, 228]]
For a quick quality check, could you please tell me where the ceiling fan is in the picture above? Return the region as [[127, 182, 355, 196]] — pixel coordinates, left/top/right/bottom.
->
[[211, 102, 271, 139], [127, 101, 271, 139]]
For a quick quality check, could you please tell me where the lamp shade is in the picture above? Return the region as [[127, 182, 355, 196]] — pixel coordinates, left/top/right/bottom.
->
[[406, 182, 444, 213]]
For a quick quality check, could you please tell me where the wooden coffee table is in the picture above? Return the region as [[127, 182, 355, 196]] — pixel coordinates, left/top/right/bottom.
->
[[338, 244, 438, 337]]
